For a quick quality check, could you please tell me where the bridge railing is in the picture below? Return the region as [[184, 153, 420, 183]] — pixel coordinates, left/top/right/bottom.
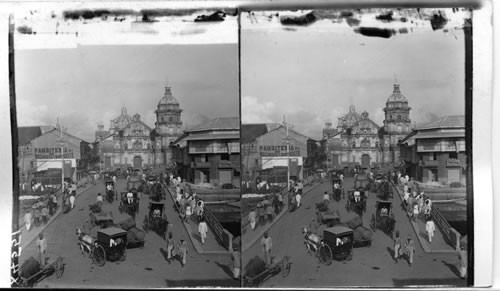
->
[[431, 206, 461, 250], [203, 206, 233, 251]]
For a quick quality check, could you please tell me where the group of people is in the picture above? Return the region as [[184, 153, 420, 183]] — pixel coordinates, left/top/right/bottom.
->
[[393, 230, 416, 266], [24, 193, 58, 232], [248, 192, 283, 231]]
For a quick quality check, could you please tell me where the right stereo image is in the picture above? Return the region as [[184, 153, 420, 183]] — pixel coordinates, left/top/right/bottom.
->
[[239, 8, 472, 288]]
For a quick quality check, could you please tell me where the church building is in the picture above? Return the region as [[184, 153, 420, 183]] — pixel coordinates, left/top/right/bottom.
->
[[95, 84, 183, 171], [323, 81, 412, 170]]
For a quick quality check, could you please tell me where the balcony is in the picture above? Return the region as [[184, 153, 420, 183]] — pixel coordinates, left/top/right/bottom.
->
[[218, 160, 234, 169], [446, 158, 461, 167], [423, 160, 439, 167], [194, 162, 211, 168]]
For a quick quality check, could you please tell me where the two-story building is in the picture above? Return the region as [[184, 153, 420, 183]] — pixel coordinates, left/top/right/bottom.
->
[[172, 117, 240, 187], [399, 115, 466, 184]]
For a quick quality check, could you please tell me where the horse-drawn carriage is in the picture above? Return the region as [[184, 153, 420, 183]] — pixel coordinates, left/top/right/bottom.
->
[[89, 202, 114, 228], [322, 226, 354, 261], [104, 179, 116, 203], [375, 179, 393, 200], [370, 200, 396, 235], [354, 173, 370, 192], [143, 201, 168, 239], [76, 227, 127, 266], [243, 255, 291, 287], [331, 174, 343, 201], [346, 189, 367, 216], [18, 256, 65, 287], [119, 191, 140, 219]]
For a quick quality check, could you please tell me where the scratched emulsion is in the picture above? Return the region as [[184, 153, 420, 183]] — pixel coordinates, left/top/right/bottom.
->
[[244, 8, 471, 38], [14, 7, 238, 48]]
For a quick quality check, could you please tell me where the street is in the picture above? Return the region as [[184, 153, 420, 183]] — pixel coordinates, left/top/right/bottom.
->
[[19, 178, 238, 288], [242, 176, 467, 287]]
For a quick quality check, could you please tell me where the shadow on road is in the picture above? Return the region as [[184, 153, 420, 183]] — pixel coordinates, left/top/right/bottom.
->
[[214, 261, 233, 278], [441, 260, 461, 278], [159, 248, 168, 261], [386, 246, 396, 261]]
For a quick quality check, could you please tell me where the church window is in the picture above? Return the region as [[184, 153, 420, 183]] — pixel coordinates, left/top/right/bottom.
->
[[397, 115, 401, 120]]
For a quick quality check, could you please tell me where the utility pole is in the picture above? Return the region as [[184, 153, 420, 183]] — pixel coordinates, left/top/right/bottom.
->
[[283, 115, 291, 191], [57, 118, 65, 194]]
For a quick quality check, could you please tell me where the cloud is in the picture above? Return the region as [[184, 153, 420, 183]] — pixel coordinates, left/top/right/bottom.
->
[[16, 99, 50, 127], [241, 96, 277, 123]]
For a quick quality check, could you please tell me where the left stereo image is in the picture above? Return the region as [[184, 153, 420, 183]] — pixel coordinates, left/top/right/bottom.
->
[[11, 6, 241, 288]]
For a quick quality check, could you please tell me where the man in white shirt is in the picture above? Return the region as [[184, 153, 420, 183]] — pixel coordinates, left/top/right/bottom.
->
[[425, 218, 436, 243], [127, 192, 134, 204], [261, 232, 272, 265], [96, 193, 104, 203], [354, 190, 361, 203]]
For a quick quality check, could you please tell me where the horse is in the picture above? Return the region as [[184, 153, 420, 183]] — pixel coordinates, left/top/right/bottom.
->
[[302, 227, 321, 255], [76, 227, 94, 256]]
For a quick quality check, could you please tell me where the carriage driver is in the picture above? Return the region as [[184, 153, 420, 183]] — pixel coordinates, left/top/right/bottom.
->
[[127, 191, 134, 204], [153, 208, 161, 218], [353, 190, 361, 203], [107, 183, 113, 191], [381, 206, 389, 216]]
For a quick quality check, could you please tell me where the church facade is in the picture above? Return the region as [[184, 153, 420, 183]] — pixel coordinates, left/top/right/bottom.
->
[[95, 85, 183, 171], [323, 82, 412, 170]]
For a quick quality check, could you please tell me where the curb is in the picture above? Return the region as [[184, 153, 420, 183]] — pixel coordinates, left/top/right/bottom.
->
[[20, 182, 95, 251], [391, 183, 455, 253], [241, 180, 323, 253], [163, 185, 230, 256]]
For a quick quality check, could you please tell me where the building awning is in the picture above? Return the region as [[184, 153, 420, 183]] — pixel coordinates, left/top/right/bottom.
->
[[184, 133, 239, 141], [401, 131, 464, 146]]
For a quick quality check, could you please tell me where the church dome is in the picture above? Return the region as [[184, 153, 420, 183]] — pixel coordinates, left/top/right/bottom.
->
[[386, 83, 408, 104], [158, 86, 179, 106]]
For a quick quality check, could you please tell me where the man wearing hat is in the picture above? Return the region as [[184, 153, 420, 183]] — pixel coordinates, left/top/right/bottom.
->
[[261, 232, 272, 266], [248, 209, 257, 230]]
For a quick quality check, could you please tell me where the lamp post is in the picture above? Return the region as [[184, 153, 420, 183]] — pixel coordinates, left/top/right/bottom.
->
[[282, 115, 293, 191]]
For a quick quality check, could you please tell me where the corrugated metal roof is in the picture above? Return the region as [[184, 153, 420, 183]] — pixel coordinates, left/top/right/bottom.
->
[[18, 126, 43, 145], [416, 115, 465, 130], [241, 124, 268, 143], [184, 133, 239, 141], [188, 117, 239, 132]]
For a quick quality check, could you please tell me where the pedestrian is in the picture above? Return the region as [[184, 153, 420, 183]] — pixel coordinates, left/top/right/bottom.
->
[[425, 217, 436, 243], [186, 204, 192, 222], [41, 205, 49, 224], [196, 201, 204, 223], [178, 239, 188, 268], [417, 194, 424, 216], [296, 192, 302, 208], [273, 195, 280, 215], [24, 211, 32, 231], [258, 203, 266, 225], [266, 203, 274, 223], [403, 190, 410, 208], [69, 194, 75, 209], [166, 232, 174, 263], [36, 233, 47, 266], [289, 193, 296, 212], [248, 209, 257, 230], [424, 199, 432, 219], [458, 245, 467, 279], [393, 230, 401, 262], [96, 192, 104, 203], [297, 180, 303, 194], [112, 175, 117, 184], [323, 191, 330, 202], [277, 192, 283, 212], [71, 183, 77, 196], [412, 203, 419, 222], [405, 236, 415, 266], [261, 232, 272, 266], [33, 206, 41, 227], [231, 247, 241, 280], [198, 218, 208, 245]]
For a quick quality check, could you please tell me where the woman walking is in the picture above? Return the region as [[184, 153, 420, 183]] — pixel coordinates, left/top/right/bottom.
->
[[166, 232, 174, 264], [393, 230, 401, 263]]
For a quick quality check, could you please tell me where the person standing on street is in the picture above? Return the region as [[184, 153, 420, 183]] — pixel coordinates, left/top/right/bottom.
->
[[261, 232, 272, 266], [393, 230, 401, 263], [36, 233, 47, 266], [458, 245, 467, 279], [405, 236, 415, 266], [198, 218, 208, 245], [24, 211, 32, 231], [296, 192, 302, 208], [166, 232, 174, 264], [69, 193, 76, 209], [179, 239, 188, 268], [257, 203, 265, 225], [41, 204, 49, 224], [277, 192, 283, 213], [249, 209, 257, 230], [231, 247, 241, 280], [266, 203, 274, 223], [33, 206, 41, 227], [426, 217, 436, 243]]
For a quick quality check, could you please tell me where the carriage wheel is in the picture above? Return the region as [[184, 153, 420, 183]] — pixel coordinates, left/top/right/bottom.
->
[[55, 257, 64, 278], [318, 243, 333, 266], [92, 244, 106, 266], [281, 256, 291, 277]]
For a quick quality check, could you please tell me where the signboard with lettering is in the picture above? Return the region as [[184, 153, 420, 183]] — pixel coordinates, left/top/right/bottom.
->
[[259, 145, 300, 157], [34, 147, 74, 159]]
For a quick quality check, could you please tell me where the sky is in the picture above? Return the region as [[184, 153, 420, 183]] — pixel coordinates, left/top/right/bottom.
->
[[241, 10, 467, 140], [15, 43, 238, 142]]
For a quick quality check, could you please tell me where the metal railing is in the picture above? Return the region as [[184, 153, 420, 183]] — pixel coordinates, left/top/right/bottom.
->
[[431, 206, 461, 250], [203, 206, 233, 251]]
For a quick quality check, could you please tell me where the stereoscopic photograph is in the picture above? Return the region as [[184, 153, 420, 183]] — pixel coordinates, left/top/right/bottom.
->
[[240, 8, 472, 288], [11, 5, 241, 288]]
